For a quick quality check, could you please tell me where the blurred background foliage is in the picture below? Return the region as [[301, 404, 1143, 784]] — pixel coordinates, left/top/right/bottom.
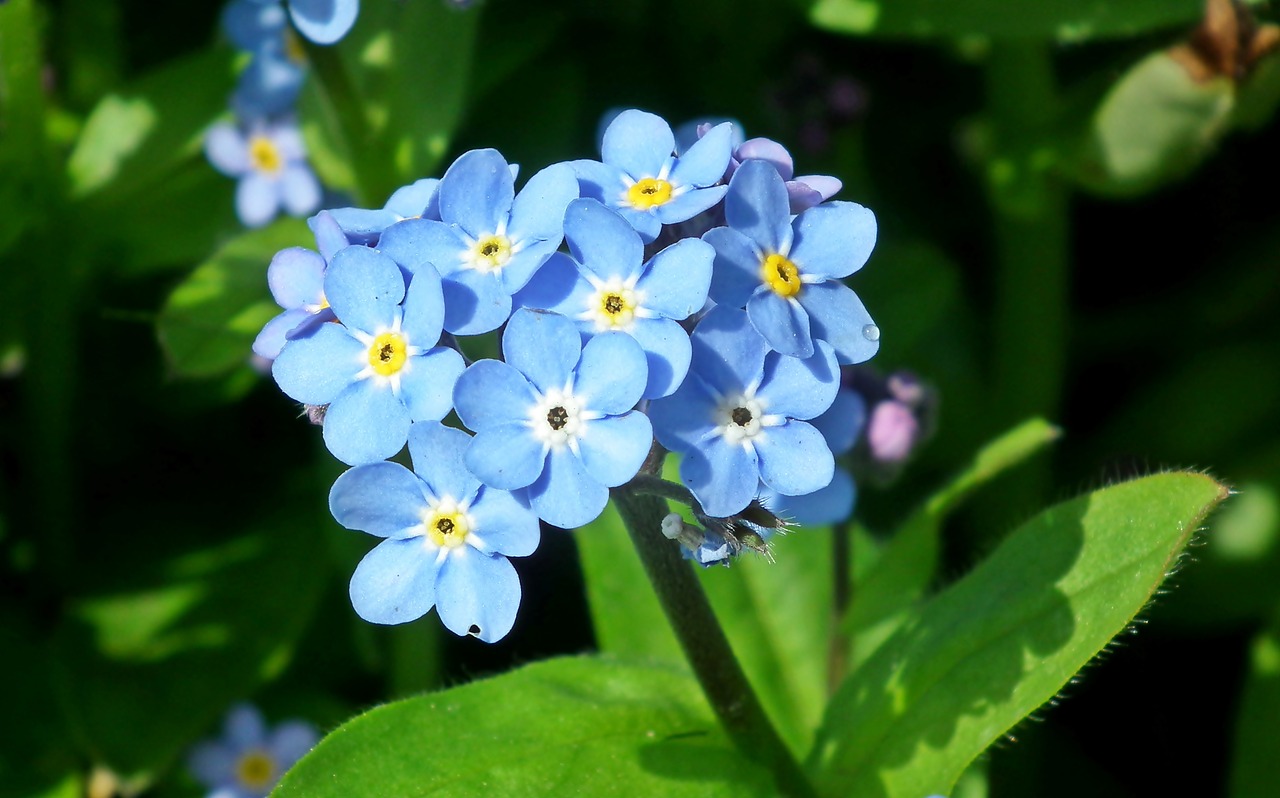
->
[[2, 0, 1280, 795]]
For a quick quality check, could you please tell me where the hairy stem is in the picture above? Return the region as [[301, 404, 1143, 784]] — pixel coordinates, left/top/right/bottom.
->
[[610, 489, 816, 798]]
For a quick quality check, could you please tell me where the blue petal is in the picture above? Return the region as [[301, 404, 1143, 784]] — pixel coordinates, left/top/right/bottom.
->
[[704, 226, 762, 308], [400, 262, 445, 345], [765, 467, 855, 527], [756, 340, 839, 420], [511, 252, 592, 317], [569, 158, 622, 204], [375, 217, 465, 277], [253, 307, 311, 359], [308, 210, 350, 262], [601, 109, 675, 178], [669, 121, 734, 187], [453, 359, 537, 430], [736, 137, 794, 179], [576, 411, 653, 488], [349, 537, 441, 625], [324, 246, 406, 334], [755, 421, 834, 497], [267, 247, 326, 309], [502, 309, 581, 394], [615, 205, 662, 242], [236, 172, 279, 228], [205, 123, 248, 176], [384, 177, 440, 220], [399, 346, 464, 422], [468, 487, 540, 557], [637, 237, 713, 320], [572, 332, 647, 415], [629, 317, 691, 400], [325, 207, 398, 246], [507, 162, 578, 246], [527, 447, 608, 528], [271, 322, 362, 404], [323, 379, 411, 465], [688, 305, 767, 395], [681, 439, 758, 518], [439, 149, 515, 238], [288, 0, 359, 44], [231, 51, 305, 117], [223, 0, 285, 50], [811, 388, 867, 454], [496, 236, 560, 296], [725, 159, 792, 255], [280, 164, 321, 216], [266, 722, 318, 769], [648, 373, 718, 453], [187, 740, 235, 788], [563, 199, 643, 282], [435, 549, 521, 642], [747, 291, 813, 359], [788, 200, 876, 279], [443, 269, 511, 335], [224, 703, 268, 748], [465, 422, 547, 490], [795, 281, 879, 365], [406, 422, 479, 504], [329, 461, 427, 538], [652, 184, 728, 225]]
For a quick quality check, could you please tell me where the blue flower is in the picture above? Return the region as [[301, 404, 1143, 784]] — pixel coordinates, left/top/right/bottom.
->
[[252, 211, 347, 359], [271, 246, 465, 465], [377, 149, 578, 335], [648, 306, 840, 518], [329, 422, 540, 641], [572, 109, 734, 242], [326, 177, 441, 245], [514, 198, 713, 399], [223, 0, 307, 117], [704, 159, 878, 364], [758, 385, 866, 526], [205, 117, 321, 228], [187, 703, 318, 798], [453, 309, 652, 528], [287, 0, 359, 45]]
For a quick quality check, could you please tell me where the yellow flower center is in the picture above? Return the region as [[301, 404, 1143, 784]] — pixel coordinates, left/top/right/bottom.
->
[[469, 235, 512, 273], [248, 135, 283, 175], [760, 253, 802, 298], [367, 332, 409, 376], [425, 500, 470, 548], [283, 28, 308, 66], [626, 177, 673, 210], [236, 750, 277, 792]]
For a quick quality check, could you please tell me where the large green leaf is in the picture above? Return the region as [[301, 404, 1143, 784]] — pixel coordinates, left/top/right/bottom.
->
[[809, 471, 1228, 798], [273, 656, 775, 797], [157, 219, 310, 378], [809, 0, 1237, 42], [1230, 617, 1280, 797]]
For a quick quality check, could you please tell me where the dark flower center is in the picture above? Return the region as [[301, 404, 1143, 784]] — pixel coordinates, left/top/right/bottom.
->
[[547, 406, 569, 430], [604, 294, 624, 314], [731, 407, 753, 426], [481, 241, 501, 257], [436, 518, 455, 535], [379, 343, 395, 362]]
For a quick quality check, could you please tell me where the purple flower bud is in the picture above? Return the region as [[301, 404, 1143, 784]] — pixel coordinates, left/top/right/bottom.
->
[[866, 400, 919, 464]]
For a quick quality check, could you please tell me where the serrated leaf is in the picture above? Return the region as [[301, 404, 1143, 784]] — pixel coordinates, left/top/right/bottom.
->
[[810, 471, 1228, 798], [273, 656, 775, 797], [809, 0, 1242, 42], [157, 219, 310, 378]]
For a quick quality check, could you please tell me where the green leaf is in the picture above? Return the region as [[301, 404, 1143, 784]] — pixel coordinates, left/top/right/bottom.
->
[[157, 219, 310, 378], [52, 478, 330, 775], [1230, 617, 1280, 797], [809, 0, 1237, 42], [0, 609, 78, 798], [273, 656, 775, 797], [845, 419, 1060, 667], [810, 471, 1228, 798]]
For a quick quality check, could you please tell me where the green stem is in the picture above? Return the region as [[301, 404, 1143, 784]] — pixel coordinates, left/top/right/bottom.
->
[[826, 520, 852, 695], [610, 489, 816, 798], [302, 41, 393, 204], [625, 474, 700, 510]]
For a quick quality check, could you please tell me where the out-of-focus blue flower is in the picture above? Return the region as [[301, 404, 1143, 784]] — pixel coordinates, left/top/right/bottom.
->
[[329, 422, 540, 642], [377, 150, 578, 335], [252, 211, 347, 359], [271, 246, 465, 465], [326, 178, 441, 245], [572, 109, 734, 242], [704, 159, 878, 363], [287, 0, 359, 45], [649, 306, 840, 518], [223, 0, 307, 117], [515, 199, 713, 399], [759, 385, 866, 526], [453, 309, 652, 528], [187, 703, 318, 798], [205, 117, 321, 227]]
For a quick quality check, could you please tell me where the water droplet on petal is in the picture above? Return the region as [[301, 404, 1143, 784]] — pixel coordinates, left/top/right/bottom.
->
[[861, 324, 880, 342]]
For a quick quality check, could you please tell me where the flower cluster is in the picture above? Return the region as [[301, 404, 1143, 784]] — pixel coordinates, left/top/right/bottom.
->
[[188, 703, 318, 798], [257, 108, 879, 640]]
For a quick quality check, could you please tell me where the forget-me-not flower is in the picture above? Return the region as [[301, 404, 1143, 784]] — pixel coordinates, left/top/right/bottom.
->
[[514, 198, 713, 399], [223, 0, 307, 117], [704, 159, 878, 363], [326, 177, 440, 245], [377, 149, 578, 335], [453, 309, 652, 529], [648, 306, 840, 518], [329, 422, 540, 642], [187, 703, 317, 798], [205, 117, 321, 228], [271, 246, 464, 465], [572, 109, 735, 242], [252, 211, 347, 359]]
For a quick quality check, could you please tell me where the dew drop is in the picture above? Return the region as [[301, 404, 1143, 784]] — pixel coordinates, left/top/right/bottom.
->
[[861, 324, 880, 342]]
